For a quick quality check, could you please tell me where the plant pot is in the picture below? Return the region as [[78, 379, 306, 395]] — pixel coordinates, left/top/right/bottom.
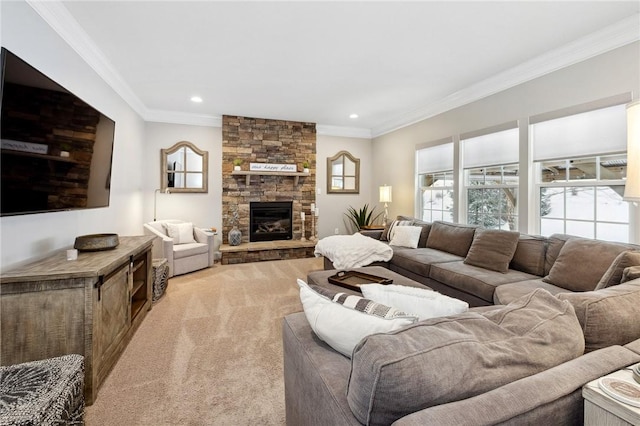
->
[[233, 166, 241, 171], [303, 168, 309, 173], [228, 226, 242, 246]]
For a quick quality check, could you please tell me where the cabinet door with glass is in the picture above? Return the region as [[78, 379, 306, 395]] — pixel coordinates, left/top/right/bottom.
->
[[161, 141, 208, 193], [327, 150, 359, 194]]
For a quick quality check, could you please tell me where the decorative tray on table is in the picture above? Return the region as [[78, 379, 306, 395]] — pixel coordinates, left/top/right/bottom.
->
[[328, 270, 393, 292]]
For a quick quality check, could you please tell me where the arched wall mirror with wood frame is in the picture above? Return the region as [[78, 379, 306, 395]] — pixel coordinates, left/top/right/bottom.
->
[[327, 150, 360, 194], [161, 141, 208, 193]]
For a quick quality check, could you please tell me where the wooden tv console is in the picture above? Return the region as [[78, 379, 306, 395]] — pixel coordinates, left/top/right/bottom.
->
[[0, 235, 155, 405]]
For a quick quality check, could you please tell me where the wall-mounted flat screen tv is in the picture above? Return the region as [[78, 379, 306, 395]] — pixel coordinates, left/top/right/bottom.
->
[[0, 47, 116, 216]]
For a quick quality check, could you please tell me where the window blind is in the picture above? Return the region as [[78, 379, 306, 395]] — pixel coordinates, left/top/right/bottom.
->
[[532, 104, 626, 161], [417, 142, 453, 174]]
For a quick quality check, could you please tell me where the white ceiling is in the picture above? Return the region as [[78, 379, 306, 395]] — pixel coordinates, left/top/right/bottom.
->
[[37, 1, 640, 137]]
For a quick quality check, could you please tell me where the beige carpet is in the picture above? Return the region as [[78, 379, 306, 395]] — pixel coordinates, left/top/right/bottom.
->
[[85, 257, 323, 426]]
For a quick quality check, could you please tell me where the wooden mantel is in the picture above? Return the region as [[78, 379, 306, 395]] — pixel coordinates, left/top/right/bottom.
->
[[231, 170, 310, 185]]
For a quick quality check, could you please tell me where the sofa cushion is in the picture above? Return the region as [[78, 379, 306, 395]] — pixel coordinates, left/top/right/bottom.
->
[[361, 284, 468, 321], [390, 247, 463, 278], [297, 280, 417, 358], [543, 238, 632, 292], [164, 222, 196, 244], [389, 226, 422, 249], [510, 235, 547, 276], [346, 289, 584, 426], [464, 228, 520, 273], [426, 221, 476, 257], [557, 280, 640, 352], [544, 233, 573, 276], [409, 218, 432, 248], [595, 250, 640, 290], [172, 242, 209, 259], [429, 260, 539, 303], [493, 279, 568, 305]]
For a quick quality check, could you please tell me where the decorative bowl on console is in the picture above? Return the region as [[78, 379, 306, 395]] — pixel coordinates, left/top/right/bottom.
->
[[74, 233, 120, 251]]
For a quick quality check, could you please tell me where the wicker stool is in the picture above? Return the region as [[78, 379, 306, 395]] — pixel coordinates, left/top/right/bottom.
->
[[0, 354, 85, 425], [152, 258, 170, 302]]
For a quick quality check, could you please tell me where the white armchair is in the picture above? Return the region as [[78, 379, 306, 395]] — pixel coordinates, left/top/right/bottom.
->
[[143, 219, 221, 277]]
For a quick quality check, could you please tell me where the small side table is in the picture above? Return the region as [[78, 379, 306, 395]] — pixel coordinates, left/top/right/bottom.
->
[[583, 365, 640, 425], [152, 258, 169, 302]]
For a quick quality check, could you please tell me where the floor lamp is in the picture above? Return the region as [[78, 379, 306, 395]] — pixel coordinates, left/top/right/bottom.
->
[[379, 185, 392, 226], [154, 188, 170, 221]]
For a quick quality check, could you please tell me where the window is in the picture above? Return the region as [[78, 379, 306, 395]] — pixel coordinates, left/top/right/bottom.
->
[[417, 142, 454, 222], [419, 172, 454, 222], [462, 127, 519, 230], [465, 165, 519, 230], [532, 103, 629, 242], [537, 154, 628, 241]]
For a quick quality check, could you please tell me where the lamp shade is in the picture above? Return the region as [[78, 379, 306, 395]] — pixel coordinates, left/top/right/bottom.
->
[[379, 185, 392, 203], [624, 100, 640, 202]]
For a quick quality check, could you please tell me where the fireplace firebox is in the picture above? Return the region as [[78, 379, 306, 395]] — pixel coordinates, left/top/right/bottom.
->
[[249, 201, 293, 242]]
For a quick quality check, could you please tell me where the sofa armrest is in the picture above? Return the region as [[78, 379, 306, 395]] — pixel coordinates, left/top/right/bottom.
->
[[143, 224, 175, 273], [194, 227, 215, 266], [392, 345, 640, 426], [360, 230, 383, 240]]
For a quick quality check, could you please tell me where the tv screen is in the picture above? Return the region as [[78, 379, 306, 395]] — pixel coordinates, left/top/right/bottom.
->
[[0, 47, 116, 216]]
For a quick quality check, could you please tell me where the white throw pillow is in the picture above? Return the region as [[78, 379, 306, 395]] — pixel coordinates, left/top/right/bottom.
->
[[361, 284, 469, 321], [389, 226, 422, 249], [165, 222, 196, 244], [387, 219, 413, 241], [297, 279, 418, 358]]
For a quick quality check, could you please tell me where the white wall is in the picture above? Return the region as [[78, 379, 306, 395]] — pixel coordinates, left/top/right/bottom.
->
[[316, 134, 374, 237], [0, 2, 146, 270], [372, 42, 640, 237], [143, 122, 222, 229]]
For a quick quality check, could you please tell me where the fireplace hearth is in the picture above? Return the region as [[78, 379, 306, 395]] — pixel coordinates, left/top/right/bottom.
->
[[250, 201, 293, 242]]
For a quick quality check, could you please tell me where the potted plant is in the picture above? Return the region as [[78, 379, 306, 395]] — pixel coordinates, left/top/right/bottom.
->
[[233, 159, 242, 171], [302, 161, 310, 173], [344, 204, 382, 232]]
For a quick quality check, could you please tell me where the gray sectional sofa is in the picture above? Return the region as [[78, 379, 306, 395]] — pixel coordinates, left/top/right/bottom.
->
[[284, 217, 640, 425]]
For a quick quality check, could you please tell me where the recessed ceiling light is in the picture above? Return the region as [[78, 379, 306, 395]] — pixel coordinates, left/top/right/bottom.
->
[[349, 113, 358, 119], [191, 96, 203, 103]]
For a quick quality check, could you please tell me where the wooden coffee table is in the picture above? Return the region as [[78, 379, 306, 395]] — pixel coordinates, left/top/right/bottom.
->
[[307, 266, 431, 296]]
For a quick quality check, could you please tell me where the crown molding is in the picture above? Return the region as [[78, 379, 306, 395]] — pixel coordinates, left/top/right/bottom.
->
[[316, 125, 372, 139], [26, 0, 149, 118], [144, 110, 222, 127], [371, 13, 640, 138]]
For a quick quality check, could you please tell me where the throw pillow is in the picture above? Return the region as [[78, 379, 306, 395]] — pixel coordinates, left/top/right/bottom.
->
[[595, 250, 640, 290], [164, 222, 196, 244], [425, 221, 476, 257], [463, 228, 520, 273], [388, 226, 422, 249], [381, 219, 413, 242], [297, 279, 417, 358], [347, 289, 584, 425], [558, 281, 640, 352], [542, 238, 632, 292], [360, 284, 468, 321]]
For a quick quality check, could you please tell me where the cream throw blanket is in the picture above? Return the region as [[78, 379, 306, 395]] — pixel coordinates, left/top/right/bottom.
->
[[314, 233, 393, 269]]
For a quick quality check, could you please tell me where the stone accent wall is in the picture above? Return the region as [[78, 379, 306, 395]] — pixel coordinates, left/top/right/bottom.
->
[[222, 115, 316, 244]]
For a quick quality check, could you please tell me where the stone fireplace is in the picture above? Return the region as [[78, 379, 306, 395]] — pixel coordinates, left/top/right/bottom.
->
[[222, 115, 316, 255]]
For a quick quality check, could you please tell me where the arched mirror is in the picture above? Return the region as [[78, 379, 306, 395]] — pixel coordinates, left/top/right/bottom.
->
[[327, 150, 360, 194], [161, 141, 208, 193]]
